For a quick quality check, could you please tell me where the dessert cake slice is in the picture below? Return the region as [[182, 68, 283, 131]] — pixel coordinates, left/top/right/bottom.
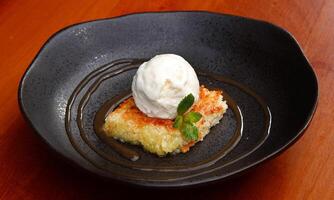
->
[[103, 86, 228, 156]]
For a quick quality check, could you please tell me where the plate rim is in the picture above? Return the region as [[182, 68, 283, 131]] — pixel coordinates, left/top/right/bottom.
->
[[18, 11, 319, 187]]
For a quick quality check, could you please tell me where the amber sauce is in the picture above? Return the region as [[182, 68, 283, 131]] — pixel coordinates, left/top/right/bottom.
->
[[65, 59, 271, 172]]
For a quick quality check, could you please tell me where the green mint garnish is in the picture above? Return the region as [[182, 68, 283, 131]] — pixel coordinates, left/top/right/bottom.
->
[[173, 115, 183, 129], [181, 122, 199, 141], [184, 112, 202, 123], [177, 93, 194, 115], [173, 93, 202, 141]]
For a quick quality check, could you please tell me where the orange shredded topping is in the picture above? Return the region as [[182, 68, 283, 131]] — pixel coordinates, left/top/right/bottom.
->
[[192, 85, 224, 115], [114, 86, 224, 129], [181, 141, 196, 153]]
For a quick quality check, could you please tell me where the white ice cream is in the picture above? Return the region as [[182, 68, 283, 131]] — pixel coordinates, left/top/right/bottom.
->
[[132, 54, 200, 119]]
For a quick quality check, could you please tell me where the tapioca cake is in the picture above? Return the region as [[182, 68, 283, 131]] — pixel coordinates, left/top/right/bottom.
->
[[103, 86, 228, 156]]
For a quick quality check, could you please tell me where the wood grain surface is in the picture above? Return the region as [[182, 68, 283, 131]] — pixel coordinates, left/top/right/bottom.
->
[[0, 0, 333, 199]]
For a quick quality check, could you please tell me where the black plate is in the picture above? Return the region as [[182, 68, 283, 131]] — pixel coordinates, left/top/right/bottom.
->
[[18, 11, 318, 187]]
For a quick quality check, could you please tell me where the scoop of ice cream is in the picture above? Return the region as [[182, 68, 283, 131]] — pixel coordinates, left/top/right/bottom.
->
[[132, 54, 200, 119]]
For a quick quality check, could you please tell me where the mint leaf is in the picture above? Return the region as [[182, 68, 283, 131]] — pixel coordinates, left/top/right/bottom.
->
[[173, 115, 183, 128], [184, 112, 202, 123], [177, 93, 195, 115], [181, 122, 199, 141], [173, 93, 200, 141]]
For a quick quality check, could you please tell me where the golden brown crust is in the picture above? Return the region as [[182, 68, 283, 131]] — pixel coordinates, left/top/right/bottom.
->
[[104, 85, 227, 155], [117, 98, 175, 130], [113, 86, 224, 130], [192, 85, 224, 115]]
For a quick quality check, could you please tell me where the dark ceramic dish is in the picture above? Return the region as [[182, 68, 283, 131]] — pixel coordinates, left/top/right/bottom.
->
[[19, 11, 318, 187]]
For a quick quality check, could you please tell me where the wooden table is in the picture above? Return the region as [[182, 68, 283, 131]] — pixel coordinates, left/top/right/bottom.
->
[[0, 0, 333, 199]]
